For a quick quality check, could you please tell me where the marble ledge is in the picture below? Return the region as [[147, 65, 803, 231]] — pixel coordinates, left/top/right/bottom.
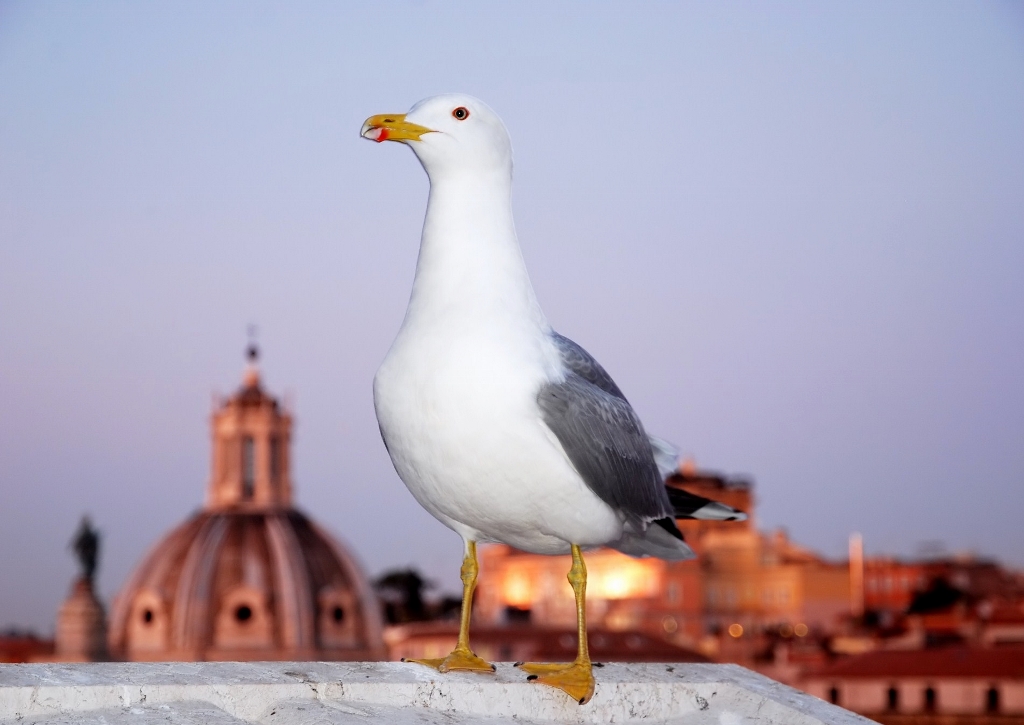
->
[[0, 661, 876, 724]]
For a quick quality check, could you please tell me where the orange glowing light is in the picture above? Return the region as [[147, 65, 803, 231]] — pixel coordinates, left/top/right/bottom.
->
[[502, 573, 533, 608], [495, 550, 663, 609], [728, 623, 744, 638], [588, 557, 661, 600]]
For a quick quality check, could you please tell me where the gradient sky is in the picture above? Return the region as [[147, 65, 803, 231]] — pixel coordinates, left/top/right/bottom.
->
[[1, 1, 1022, 633]]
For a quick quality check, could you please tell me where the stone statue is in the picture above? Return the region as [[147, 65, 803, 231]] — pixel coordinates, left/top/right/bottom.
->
[[70, 516, 100, 582]]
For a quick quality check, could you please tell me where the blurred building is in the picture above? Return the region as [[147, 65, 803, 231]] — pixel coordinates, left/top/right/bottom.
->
[[862, 558, 927, 621], [104, 348, 386, 662], [798, 555, 1024, 722], [51, 517, 108, 662], [54, 577, 107, 661], [0, 631, 53, 664], [384, 622, 710, 665], [803, 646, 1024, 722]]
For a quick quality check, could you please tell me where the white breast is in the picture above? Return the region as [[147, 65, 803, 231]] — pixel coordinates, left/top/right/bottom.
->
[[373, 312, 622, 554], [371, 134, 623, 553]]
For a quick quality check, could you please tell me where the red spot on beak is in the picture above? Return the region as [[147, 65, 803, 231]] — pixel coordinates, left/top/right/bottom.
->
[[376, 128, 389, 143]]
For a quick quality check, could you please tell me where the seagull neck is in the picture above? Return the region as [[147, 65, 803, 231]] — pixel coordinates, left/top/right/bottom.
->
[[409, 172, 545, 326]]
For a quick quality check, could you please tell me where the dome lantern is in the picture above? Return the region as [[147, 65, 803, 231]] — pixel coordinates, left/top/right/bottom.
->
[[207, 347, 293, 510]]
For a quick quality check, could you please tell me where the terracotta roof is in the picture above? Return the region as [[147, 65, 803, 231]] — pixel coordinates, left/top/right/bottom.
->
[[231, 382, 277, 408], [0, 635, 54, 663], [988, 604, 1024, 624], [810, 646, 1024, 679]]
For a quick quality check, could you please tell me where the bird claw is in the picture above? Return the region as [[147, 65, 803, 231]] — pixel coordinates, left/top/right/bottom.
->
[[405, 647, 495, 673], [516, 660, 595, 704]]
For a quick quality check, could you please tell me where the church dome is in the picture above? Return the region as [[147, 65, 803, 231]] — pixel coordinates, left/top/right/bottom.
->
[[108, 349, 386, 661]]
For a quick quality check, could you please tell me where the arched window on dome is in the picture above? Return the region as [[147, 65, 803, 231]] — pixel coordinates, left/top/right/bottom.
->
[[242, 436, 255, 500], [318, 587, 358, 650], [214, 586, 272, 652], [127, 589, 168, 655]]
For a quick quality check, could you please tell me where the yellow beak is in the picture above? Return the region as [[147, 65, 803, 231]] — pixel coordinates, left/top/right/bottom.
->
[[360, 113, 434, 143]]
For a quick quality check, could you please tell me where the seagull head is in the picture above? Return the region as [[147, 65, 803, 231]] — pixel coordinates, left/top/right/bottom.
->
[[361, 94, 513, 180]]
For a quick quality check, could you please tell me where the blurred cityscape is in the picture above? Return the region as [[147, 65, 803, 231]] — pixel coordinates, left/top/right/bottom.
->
[[2, 352, 1022, 724]]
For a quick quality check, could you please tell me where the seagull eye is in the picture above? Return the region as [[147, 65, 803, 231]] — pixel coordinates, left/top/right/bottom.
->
[[452, 107, 469, 121]]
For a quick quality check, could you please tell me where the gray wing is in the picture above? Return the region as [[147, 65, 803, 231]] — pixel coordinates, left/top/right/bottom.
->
[[539, 333, 673, 526], [551, 332, 625, 399]]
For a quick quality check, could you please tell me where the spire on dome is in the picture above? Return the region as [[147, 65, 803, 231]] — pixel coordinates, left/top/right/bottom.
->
[[243, 325, 260, 388]]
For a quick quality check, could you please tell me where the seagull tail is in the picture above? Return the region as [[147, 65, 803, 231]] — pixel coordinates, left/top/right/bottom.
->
[[610, 524, 696, 561], [666, 486, 748, 522]]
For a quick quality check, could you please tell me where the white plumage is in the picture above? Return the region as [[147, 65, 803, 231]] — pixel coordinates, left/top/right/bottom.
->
[[360, 95, 745, 703], [366, 94, 685, 558]]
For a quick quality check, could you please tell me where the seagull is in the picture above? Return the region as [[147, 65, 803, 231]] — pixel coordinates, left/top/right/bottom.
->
[[361, 95, 745, 704]]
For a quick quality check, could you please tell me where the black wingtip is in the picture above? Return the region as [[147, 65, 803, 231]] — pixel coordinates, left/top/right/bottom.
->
[[654, 517, 685, 541], [666, 485, 748, 521]]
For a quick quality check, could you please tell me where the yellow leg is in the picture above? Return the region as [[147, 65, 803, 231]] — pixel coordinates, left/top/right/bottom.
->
[[404, 540, 495, 674], [515, 544, 596, 704]]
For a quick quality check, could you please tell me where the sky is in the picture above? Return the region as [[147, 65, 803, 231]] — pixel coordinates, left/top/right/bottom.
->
[[1, 1, 1022, 633]]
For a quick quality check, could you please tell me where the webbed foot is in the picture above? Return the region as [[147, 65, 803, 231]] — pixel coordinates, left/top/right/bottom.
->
[[405, 646, 495, 673], [515, 660, 595, 704]]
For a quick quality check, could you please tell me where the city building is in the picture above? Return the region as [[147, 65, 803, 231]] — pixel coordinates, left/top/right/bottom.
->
[[104, 347, 386, 662], [0, 632, 53, 664], [863, 558, 927, 619], [803, 646, 1024, 722], [384, 622, 710, 665]]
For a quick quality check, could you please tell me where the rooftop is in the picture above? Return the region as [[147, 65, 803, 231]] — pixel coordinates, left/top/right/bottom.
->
[[810, 645, 1024, 679]]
